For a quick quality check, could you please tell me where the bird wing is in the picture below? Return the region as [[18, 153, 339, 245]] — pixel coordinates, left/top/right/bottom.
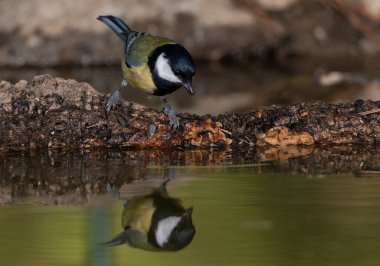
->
[[122, 196, 156, 233], [125, 34, 174, 67], [125, 228, 159, 251]]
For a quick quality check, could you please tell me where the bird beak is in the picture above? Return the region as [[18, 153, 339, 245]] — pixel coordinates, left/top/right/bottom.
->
[[186, 207, 193, 215], [183, 207, 193, 218], [181, 207, 194, 225], [183, 81, 194, 95]]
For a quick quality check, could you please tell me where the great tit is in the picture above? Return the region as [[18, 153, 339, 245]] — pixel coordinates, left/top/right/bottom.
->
[[97, 15, 196, 129], [100, 180, 195, 251]]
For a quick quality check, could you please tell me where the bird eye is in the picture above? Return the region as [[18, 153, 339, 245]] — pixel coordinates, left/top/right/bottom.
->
[[174, 70, 180, 75]]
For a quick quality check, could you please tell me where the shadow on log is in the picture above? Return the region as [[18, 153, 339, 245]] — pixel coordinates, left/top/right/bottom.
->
[[1, 74, 380, 151]]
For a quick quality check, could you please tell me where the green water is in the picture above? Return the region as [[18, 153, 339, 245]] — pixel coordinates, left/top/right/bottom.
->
[[1, 150, 380, 266]]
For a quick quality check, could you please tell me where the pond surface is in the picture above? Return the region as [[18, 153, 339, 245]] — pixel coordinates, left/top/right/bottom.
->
[[1, 60, 380, 265], [1, 148, 380, 266], [1, 60, 380, 115]]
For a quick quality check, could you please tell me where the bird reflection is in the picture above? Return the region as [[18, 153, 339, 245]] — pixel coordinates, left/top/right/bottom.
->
[[100, 180, 195, 251]]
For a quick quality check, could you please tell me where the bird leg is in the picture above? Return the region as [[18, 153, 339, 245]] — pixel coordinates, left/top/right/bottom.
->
[[105, 79, 128, 114], [161, 96, 179, 129], [158, 178, 171, 192], [106, 183, 120, 198]]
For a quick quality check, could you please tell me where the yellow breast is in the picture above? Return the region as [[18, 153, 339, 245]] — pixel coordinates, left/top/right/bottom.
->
[[122, 60, 156, 94], [122, 196, 156, 233]]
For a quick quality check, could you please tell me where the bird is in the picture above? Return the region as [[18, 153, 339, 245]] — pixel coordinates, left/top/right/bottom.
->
[[100, 180, 196, 251], [97, 15, 196, 129]]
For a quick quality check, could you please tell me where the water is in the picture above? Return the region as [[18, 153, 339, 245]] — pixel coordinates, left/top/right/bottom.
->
[[1, 60, 380, 265], [1, 149, 380, 266], [1, 61, 380, 115]]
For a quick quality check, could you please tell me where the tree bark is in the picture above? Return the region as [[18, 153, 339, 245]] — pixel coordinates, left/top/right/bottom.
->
[[1, 74, 380, 151]]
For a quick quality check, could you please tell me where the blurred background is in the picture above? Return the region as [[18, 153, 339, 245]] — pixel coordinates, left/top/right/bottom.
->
[[3, 2, 380, 265], [1, 0, 380, 114]]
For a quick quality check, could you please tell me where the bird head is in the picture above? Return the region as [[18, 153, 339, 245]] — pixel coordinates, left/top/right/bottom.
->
[[154, 207, 195, 251], [153, 44, 196, 95]]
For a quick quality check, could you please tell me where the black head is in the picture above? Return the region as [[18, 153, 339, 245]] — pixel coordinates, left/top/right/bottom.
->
[[149, 44, 196, 96], [153, 207, 195, 251]]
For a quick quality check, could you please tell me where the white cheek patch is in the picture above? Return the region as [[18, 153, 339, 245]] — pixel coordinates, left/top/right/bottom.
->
[[156, 53, 182, 83], [155, 216, 181, 247]]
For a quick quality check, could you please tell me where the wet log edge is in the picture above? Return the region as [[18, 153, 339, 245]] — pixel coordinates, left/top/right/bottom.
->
[[1, 75, 380, 151]]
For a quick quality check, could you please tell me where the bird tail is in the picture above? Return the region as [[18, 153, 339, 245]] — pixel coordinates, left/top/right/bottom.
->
[[98, 230, 130, 247], [97, 15, 132, 43]]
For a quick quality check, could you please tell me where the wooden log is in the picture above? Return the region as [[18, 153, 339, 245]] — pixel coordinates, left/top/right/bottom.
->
[[1, 74, 380, 151]]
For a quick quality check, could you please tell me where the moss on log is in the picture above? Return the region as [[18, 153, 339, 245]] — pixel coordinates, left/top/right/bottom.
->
[[0, 74, 380, 151]]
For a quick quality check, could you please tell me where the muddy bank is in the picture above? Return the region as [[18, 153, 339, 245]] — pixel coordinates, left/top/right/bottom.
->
[[1, 75, 380, 151], [2, 0, 380, 66]]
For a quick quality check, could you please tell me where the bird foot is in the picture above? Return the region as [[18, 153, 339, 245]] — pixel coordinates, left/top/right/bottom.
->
[[105, 89, 121, 114], [106, 183, 120, 198], [105, 79, 128, 115], [163, 105, 180, 130]]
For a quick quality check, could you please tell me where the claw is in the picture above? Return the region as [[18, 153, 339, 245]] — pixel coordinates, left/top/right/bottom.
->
[[163, 105, 179, 130], [105, 90, 121, 113], [105, 79, 127, 115], [116, 113, 128, 127], [168, 110, 180, 130], [147, 124, 157, 138], [106, 183, 119, 198], [121, 79, 128, 88], [160, 97, 180, 130]]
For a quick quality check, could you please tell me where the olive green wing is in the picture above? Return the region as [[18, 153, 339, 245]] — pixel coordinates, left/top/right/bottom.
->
[[121, 196, 156, 232], [124, 228, 159, 251], [125, 34, 174, 67]]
